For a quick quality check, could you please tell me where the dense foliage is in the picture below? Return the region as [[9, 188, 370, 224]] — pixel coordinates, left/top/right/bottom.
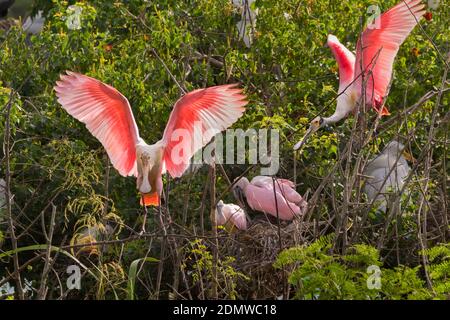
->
[[0, 0, 449, 299], [275, 235, 450, 299]]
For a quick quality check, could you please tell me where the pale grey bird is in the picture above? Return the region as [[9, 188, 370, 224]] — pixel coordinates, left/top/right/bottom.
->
[[363, 141, 415, 213], [232, 0, 258, 48], [22, 10, 44, 34]]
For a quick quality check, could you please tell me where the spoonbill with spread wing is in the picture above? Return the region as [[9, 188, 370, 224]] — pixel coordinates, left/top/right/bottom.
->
[[55, 71, 248, 207], [294, 0, 425, 150]]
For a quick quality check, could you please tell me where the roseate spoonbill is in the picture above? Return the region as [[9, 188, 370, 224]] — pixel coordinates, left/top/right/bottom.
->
[[294, 0, 425, 150], [55, 71, 248, 207], [214, 200, 248, 231], [232, 176, 307, 221], [363, 141, 414, 213]]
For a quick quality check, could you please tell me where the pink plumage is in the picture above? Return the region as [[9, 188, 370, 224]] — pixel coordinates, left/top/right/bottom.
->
[[250, 176, 303, 204], [161, 85, 248, 178], [354, 0, 425, 110], [54, 71, 139, 177], [216, 201, 248, 230], [55, 71, 248, 208], [327, 35, 355, 90], [293, 0, 425, 151], [234, 176, 307, 221], [328, 0, 425, 114]]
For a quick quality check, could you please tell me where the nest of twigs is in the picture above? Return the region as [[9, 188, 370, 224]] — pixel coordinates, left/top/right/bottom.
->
[[217, 216, 316, 299]]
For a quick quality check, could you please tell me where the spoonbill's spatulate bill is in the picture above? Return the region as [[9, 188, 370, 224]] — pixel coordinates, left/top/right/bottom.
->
[[233, 176, 307, 221], [363, 141, 413, 213], [55, 71, 248, 206], [215, 200, 248, 231], [294, 0, 425, 151]]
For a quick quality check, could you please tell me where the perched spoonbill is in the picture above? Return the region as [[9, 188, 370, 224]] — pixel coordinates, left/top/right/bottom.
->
[[363, 140, 414, 213], [294, 0, 425, 150], [55, 71, 248, 207], [215, 200, 248, 231], [232, 176, 307, 220]]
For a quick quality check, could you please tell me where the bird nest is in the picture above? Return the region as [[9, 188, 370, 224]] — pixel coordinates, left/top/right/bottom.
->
[[217, 217, 313, 299]]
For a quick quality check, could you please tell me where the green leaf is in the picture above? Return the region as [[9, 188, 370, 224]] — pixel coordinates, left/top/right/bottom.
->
[[127, 257, 159, 300]]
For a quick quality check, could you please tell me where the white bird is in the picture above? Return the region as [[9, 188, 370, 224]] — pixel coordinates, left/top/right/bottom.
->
[[363, 141, 414, 213], [215, 200, 247, 231], [22, 11, 44, 34]]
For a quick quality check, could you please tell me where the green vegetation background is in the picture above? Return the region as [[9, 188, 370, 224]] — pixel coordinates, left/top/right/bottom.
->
[[0, 0, 448, 299]]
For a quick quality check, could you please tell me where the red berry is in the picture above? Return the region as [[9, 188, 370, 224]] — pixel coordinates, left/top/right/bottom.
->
[[424, 12, 432, 21]]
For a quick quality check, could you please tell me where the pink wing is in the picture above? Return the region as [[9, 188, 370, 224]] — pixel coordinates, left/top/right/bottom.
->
[[245, 184, 303, 220], [353, 0, 425, 109], [161, 85, 248, 178], [251, 176, 295, 189], [222, 204, 248, 230], [250, 176, 303, 204], [55, 71, 140, 177], [327, 34, 356, 91]]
